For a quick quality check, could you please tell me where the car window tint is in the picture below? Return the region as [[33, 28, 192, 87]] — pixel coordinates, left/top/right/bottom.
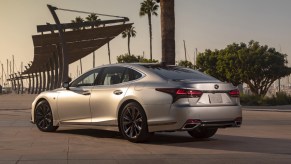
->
[[98, 67, 126, 85], [122, 68, 130, 83], [145, 66, 218, 81], [130, 69, 142, 81], [70, 69, 100, 87]]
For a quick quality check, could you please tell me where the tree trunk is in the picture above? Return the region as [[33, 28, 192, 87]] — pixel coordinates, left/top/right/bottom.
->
[[148, 13, 153, 60], [160, 0, 175, 65], [128, 36, 131, 55]]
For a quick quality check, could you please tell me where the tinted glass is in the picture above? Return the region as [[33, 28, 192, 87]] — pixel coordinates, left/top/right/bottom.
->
[[98, 67, 126, 85], [70, 68, 100, 87], [131, 69, 142, 80], [145, 66, 218, 81]]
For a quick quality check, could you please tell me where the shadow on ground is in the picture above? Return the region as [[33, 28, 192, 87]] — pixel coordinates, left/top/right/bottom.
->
[[56, 128, 291, 156]]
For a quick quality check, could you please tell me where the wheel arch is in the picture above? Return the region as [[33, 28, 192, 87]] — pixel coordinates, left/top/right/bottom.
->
[[33, 97, 59, 126], [117, 99, 148, 124]]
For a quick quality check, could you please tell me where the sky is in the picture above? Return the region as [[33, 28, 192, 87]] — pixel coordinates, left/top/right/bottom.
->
[[0, 0, 291, 80]]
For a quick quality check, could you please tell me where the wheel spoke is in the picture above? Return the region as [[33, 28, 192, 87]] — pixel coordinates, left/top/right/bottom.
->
[[129, 125, 134, 137], [123, 115, 131, 122], [131, 108, 136, 120], [125, 126, 131, 134], [135, 124, 142, 131], [123, 120, 131, 126]]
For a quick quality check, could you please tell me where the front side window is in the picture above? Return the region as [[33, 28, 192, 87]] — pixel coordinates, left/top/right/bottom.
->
[[70, 69, 100, 87]]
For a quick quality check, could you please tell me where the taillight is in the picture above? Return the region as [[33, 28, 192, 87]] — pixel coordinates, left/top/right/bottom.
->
[[229, 89, 240, 97], [156, 88, 203, 102]]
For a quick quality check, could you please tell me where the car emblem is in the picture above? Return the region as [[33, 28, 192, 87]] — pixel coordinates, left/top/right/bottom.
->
[[214, 84, 219, 89]]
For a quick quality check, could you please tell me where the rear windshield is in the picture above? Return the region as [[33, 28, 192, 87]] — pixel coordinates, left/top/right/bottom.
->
[[144, 65, 219, 81]]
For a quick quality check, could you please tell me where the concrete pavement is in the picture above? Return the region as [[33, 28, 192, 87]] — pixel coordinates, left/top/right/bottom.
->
[[1, 94, 291, 163]]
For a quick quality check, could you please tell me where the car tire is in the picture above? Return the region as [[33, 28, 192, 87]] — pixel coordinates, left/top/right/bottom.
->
[[35, 100, 58, 132], [119, 102, 150, 143], [188, 127, 217, 139]]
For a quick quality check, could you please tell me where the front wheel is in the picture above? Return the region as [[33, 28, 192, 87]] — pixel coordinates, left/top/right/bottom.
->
[[35, 100, 58, 132], [119, 102, 150, 142], [188, 127, 217, 139]]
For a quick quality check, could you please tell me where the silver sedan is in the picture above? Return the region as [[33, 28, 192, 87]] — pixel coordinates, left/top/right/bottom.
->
[[31, 63, 242, 142]]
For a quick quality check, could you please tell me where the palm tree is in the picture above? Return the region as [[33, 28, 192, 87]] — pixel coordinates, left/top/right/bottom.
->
[[85, 13, 100, 68], [71, 16, 85, 72], [85, 13, 100, 29], [160, 0, 175, 65], [121, 26, 136, 55], [71, 16, 85, 31], [139, 0, 159, 60]]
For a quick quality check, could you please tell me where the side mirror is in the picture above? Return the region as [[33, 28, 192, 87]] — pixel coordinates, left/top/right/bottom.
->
[[62, 82, 70, 90]]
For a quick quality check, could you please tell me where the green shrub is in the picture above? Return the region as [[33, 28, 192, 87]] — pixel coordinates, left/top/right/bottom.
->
[[240, 92, 291, 106]]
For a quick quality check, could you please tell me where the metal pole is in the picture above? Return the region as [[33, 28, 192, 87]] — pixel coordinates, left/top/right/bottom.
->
[[31, 73, 35, 94], [42, 70, 46, 92], [12, 55, 14, 74], [27, 73, 31, 94], [53, 52, 59, 89], [46, 64, 50, 91], [47, 5, 69, 83], [1, 64, 3, 86], [108, 42, 111, 64], [49, 58, 54, 90], [35, 72, 38, 94], [15, 73, 20, 94], [38, 71, 42, 94], [19, 72, 24, 94], [93, 52, 95, 68], [183, 40, 187, 61]]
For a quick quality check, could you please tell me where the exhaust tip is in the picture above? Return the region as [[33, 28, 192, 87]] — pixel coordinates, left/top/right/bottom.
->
[[234, 117, 242, 127], [182, 119, 201, 130]]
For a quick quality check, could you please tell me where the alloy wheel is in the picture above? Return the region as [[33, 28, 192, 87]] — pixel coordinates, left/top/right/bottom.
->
[[122, 106, 143, 139], [35, 102, 53, 130]]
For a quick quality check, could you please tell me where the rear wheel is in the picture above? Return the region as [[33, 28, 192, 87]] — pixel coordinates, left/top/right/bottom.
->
[[188, 127, 217, 139], [35, 100, 58, 132], [119, 102, 150, 142]]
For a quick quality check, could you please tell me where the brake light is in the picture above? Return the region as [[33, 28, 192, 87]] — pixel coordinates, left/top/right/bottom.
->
[[156, 88, 203, 102], [229, 89, 240, 97]]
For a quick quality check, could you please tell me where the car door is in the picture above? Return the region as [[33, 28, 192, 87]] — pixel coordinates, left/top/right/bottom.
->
[[90, 66, 134, 126], [57, 68, 100, 123]]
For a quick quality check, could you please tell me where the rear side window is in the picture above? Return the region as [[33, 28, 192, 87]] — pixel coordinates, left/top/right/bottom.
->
[[145, 66, 218, 81]]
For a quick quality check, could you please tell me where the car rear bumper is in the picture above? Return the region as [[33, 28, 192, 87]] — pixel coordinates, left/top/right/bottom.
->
[[148, 105, 242, 132]]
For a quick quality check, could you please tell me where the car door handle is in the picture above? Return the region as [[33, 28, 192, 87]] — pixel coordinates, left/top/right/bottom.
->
[[113, 90, 123, 95], [82, 91, 91, 95]]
